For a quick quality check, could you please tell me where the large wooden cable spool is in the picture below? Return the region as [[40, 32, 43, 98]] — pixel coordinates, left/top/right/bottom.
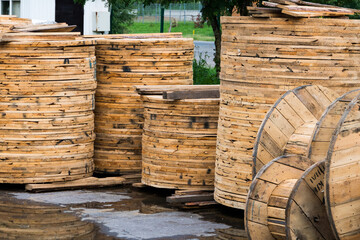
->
[[246, 86, 360, 240], [139, 85, 220, 190], [325, 93, 360, 240], [216, 16, 360, 210], [0, 37, 96, 183], [308, 89, 360, 162], [239, 85, 338, 209], [245, 156, 336, 240], [94, 38, 194, 175]]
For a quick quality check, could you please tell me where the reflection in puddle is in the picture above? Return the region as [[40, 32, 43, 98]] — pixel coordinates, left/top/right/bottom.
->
[[216, 228, 248, 240], [3, 188, 247, 240], [0, 194, 96, 240], [12, 190, 131, 205]]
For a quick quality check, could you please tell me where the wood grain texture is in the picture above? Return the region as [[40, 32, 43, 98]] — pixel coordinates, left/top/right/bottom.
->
[[0, 196, 95, 239], [253, 85, 338, 176], [325, 92, 360, 240], [245, 155, 312, 240], [94, 37, 194, 174], [0, 38, 96, 183], [215, 16, 360, 210], [140, 87, 219, 190]]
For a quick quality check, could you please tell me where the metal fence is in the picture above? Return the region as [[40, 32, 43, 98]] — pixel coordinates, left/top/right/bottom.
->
[[134, 2, 203, 23]]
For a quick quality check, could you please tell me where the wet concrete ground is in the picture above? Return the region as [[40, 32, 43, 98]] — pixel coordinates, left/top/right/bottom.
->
[[0, 185, 247, 240]]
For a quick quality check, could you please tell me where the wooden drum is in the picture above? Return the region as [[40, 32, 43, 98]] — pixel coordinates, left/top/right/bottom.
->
[[94, 37, 193, 175], [0, 36, 96, 183], [139, 85, 219, 189]]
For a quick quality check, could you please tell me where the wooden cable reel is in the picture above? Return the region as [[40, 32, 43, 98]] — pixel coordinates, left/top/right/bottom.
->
[[216, 16, 360, 210], [0, 38, 96, 183], [246, 86, 360, 239], [94, 38, 194, 175], [325, 93, 360, 240], [139, 85, 219, 190]]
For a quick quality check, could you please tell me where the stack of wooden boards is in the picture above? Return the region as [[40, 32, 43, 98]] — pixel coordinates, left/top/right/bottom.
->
[[0, 33, 96, 183], [94, 36, 194, 175], [0, 15, 31, 33], [0, 15, 76, 34], [215, 16, 360, 210], [136, 85, 220, 190], [248, 0, 360, 18], [0, 196, 95, 239], [245, 85, 360, 240]]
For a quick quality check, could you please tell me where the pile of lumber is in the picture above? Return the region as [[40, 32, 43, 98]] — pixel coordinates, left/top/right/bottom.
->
[[0, 196, 95, 239], [0, 15, 75, 33], [248, 0, 360, 18], [0, 15, 31, 33], [245, 85, 360, 240], [215, 15, 360, 210], [166, 190, 217, 208], [94, 35, 194, 175], [137, 85, 219, 190], [0, 34, 96, 184]]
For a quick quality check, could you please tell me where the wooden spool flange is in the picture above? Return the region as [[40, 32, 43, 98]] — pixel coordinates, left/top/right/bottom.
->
[[246, 87, 360, 240], [252, 85, 339, 176], [325, 92, 360, 240], [245, 157, 336, 240]]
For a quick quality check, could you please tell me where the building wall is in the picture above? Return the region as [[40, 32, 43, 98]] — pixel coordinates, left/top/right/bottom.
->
[[20, 0, 55, 22], [83, 0, 109, 35]]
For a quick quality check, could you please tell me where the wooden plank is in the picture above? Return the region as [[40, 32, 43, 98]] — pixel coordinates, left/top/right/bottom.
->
[[25, 177, 126, 192], [166, 193, 214, 203], [163, 89, 220, 100], [135, 85, 218, 95]]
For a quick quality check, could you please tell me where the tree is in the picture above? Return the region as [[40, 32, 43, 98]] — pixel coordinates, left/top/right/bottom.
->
[[73, 0, 137, 34], [142, 0, 252, 76], [308, 0, 360, 9]]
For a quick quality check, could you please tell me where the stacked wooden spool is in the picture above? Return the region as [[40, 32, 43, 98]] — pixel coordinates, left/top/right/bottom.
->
[[0, 196, 95, 239], [0, 33, 96, 183], [137, 85, 219, 190], [245, 85, 360, 240], [94, 36, 194, 175], [216, 16, 360, 209]]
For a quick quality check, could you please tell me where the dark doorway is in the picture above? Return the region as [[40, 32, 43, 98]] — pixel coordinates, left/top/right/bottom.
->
[[55, 0, 84, 34]]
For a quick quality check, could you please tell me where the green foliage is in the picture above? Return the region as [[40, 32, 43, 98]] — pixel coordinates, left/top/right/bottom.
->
[[193, 53, 219, 85], [110, 0, 137, 34], [306, 0, 360, 9], [73, 0, 87, 5]]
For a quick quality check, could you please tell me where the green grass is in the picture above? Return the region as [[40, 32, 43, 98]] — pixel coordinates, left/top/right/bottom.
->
[[193, 56, 219, 85], [128, 22, 215, 41]]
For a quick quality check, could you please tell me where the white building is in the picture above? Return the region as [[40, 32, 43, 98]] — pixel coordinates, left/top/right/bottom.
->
[[0, 0, 110, 35]]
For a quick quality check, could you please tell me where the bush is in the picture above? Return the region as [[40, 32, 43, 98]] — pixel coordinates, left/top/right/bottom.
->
[[193, 53, 219, 85]]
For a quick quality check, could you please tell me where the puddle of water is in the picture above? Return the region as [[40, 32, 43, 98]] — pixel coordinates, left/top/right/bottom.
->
[[73, 208, 229, 239], [12, 190, 131, 206], [2, 187, 247, 240]]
